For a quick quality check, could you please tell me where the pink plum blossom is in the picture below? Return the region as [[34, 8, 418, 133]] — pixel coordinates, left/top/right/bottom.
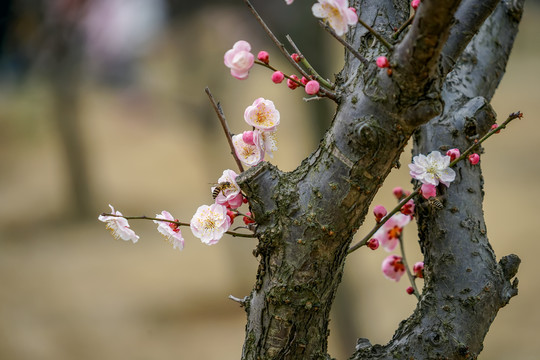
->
[[409, 151, 456, 187], [382, 254, 406, 282], [400, 199, 415, 216], [287, 75, 300, 89], [469, 153, 480, 165], [420, 183, 437, 199], [212, 169, 243, 209], [257, 50, 269, 64], [153, 211, 184, 250], [244, 98, 280, 131], [376, 56, 389, 68], [232, 132, 264, 167], [224, 40, 254, 80], [373, 205, 387, 222], [98, 204, 139, 243], [305, 80, 320, 95], [413, 261, 424, 278], [373, 212, 410, 252], [367, 238, 379, 250], [446, 148, 460, 162], [190, 203, 231, 245], [272, 71, 285, 84], [285, 0, 294, 5], [312, 0, 358, 37]]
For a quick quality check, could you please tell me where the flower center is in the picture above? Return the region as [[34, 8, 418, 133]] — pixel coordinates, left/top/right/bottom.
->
[[254, 104, 275, 127], [322, 3, 340, 19], [168, 220, 180, 233], [387, 225, 402, 240]]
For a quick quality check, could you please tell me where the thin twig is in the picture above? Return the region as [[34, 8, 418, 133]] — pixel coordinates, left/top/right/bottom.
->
[[392, 13, 415, 40], [399, 234, 421, 299], [205, 87, 245, 173], [254, 60, 337, 101], [318, 20, 368, 66], [242, 0, 308, 78], [357, 17, 393, 50], [348, 110, 523, 254], [102, 213, 256, 238], [285, 34, 335, 89]]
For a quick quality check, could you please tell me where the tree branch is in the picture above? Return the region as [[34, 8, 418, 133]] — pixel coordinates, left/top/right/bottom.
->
[[393, 0, 462, 99], [351, 1, 524, 358]]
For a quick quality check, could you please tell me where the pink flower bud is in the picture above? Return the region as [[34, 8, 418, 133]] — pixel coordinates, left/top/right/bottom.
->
[[271, 71, 285, 84], [291, 53, 301, 63], [400, 199, 415, 216], [287, 75, 300, 90], [376, 56, 389, 68], [227, 210, 237, 222], [301, 76, 309, 85], [491, 124, 501, 134], [243, 212, 256, 225], [406, 286, 415, 295], [411, 0, 421, 10], [373, 205, 387, 222], [446, 148, 460, 162], [468, 153, 480, 165], [413, 261, 424, 278], [349, 7, 357, 15], [420, 183, 437, 199], [257, 51, 269, 64], [367, 238, 379, 250], [392, 187, 404, 199], [242, 131, 255, 145], [305, 80, 320, 95]]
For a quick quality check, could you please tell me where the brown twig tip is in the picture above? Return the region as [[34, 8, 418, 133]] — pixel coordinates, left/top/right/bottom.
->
[[205, 87, 245, 173]]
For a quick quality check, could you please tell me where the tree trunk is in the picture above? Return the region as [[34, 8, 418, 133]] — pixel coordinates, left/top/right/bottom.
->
[[236, 0, 524, 358]]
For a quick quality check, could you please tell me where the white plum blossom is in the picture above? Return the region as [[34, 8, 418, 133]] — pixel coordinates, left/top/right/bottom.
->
[[153, 210, 184, 250], [98, 204, 139, 243], [232, 131, 264, 167], [409, 151, 456, 187], [224, 40, 254, 80], [213, 169, 243, 209], [285, 0, 294, 4], [244, 98, 280, 131], [190, 203, 231, 245], [312, 0, 358, 37], [259, 130, 278, 158]]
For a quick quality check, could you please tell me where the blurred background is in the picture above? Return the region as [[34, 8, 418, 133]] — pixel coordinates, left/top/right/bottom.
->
[[0, 0, 538, 359]]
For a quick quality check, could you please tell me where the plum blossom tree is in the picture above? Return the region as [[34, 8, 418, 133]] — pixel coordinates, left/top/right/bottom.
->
[[99, 0, 526, 358]]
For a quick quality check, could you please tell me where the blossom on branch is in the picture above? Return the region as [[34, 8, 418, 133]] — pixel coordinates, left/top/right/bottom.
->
[[190, 204, 231, 245], [213, 169, 243, 209], [224, 40, 254, 80], [98, 204, 139, 243], [232, 131, 264, 167], [153, 211, 184, 250], [382, 255, 406, 282], [244, 98, 280, 131], [312, 0, 358, 36], [373, 213, 410, 252], [409, 151, 456, 187]]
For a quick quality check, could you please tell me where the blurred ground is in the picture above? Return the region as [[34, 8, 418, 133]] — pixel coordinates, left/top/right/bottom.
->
[[0, 2, 539, 360]]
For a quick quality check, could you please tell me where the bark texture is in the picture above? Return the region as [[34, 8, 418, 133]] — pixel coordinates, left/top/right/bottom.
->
[[236, 1, 524, 359]]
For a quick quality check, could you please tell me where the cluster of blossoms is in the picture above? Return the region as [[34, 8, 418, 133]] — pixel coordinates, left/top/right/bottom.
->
[[224, 40, 323, 96], [98, 169, 252, 250], [232, 98, 280, 167]]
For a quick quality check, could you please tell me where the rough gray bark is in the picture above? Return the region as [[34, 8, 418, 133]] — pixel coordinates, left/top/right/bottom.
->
[[236, 1, 524, 359]]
